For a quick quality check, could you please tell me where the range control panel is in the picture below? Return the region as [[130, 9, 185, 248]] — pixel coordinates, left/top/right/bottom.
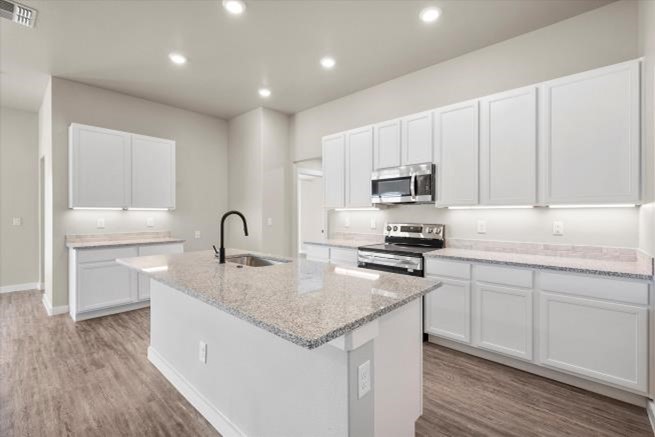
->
[[384, 223, 445, 240]]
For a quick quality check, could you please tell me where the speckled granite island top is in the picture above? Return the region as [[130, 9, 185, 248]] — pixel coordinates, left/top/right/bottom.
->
[[425, 248, 653, 280], [117, 249, 440, 349]]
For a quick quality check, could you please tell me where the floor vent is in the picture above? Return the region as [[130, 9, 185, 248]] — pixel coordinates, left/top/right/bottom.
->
[[0, 0, 37, 28]]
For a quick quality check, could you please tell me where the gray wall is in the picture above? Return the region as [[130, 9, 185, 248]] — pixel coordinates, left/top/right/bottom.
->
[[291, 0, 643, 249], [48, 78, 229, 307], [0, 107, 39, 287]]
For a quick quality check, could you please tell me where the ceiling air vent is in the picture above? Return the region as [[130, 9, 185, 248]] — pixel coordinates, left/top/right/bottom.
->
[[0, 0, 37, 28]]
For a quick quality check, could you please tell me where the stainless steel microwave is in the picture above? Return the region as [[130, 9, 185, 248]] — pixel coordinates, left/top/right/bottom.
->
[[371, 163, 435, 205]]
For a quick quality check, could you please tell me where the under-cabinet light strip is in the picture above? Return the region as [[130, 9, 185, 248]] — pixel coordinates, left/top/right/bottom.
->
[[548, 204, 637, 209], [333, 207, 380, 211], [447, 205, 534, 210]]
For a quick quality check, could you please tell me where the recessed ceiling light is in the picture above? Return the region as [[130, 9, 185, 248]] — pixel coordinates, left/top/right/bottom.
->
[[419, 7, 441, 23], [168, 52, 187, 65], [223, 0, 246, 15], [320, 56, 336, 70], [258, 88, 271, 98]]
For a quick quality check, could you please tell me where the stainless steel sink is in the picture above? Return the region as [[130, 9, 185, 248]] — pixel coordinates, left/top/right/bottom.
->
[[226, 255, 289, 267]]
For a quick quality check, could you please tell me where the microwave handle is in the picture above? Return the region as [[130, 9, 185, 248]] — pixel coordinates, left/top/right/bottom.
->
[[410, 173, 416, 200]]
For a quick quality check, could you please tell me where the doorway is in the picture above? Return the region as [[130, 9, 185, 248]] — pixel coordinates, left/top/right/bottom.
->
[[39, 156, 44, 289], [296, 168, 324, 254]]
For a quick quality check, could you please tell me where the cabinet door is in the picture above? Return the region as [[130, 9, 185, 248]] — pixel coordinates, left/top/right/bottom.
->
[[474, 283, 533, 360], [540, 60, 640, 204], [304, 244, 330, 262], [402, 111, 433, 165], [137, 243, 184, 300], [374, 119, 402, 170], [435, 101, 479, 207], [480, 87, 537, 205], [345, 127, 373, 207], [424, 277, 471, 343], [131, 135, 176, 209], [69, 123, 131, 208], [539, 292, 648, 392], [322, 134, 346, 208], [77, 261, 137, 312]]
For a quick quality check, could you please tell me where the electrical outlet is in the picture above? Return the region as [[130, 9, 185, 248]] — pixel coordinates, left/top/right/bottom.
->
[[146, 217, 154, 228], [199, 341, 207, 364], [96, 218, 105, 229], [476, 220, 487, 234], [12, 217, 21, 226], [267, 217, 273, 226], [553, 221, 564, 236], [358, 360, 371, 399], [370, 217, 376, 229], [194, 231, 201, 239], [344, 214, 350, 228]]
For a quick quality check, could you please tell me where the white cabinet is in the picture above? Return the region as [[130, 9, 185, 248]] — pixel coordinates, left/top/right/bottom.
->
[[69, 124, 131, 208], [424, 277, 471, 343], [322, 133, 346, 208], [69, 241, 184, 321], [480, 87, 537, 205], [131, 134, 176, 209], [539, 292, 648, 392], [69, 123, 176, 209], [402, 111, 433, 165], [329, 247, 358, 267], [304, 244, 330, 262], [374, 119, 402, 170], [540, 60, 640, 204], [474, 283, 533, 360], [137, 243, 184, 300], [435, 100, 479, 207], [345, 127, 373, 207]]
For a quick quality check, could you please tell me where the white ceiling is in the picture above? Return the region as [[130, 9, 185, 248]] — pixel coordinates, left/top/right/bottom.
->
[[0, 0, 613, 118]]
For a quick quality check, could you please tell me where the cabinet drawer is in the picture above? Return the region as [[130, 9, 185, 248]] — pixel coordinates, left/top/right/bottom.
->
[[475, 264, 533, 289], [540, 271, 648, 306], [77, 246, 138, 263], [425, 258, 471, 279], [330, 248, 357, 265], [304, 244, 330, 262], [139, 242, 184, 256]]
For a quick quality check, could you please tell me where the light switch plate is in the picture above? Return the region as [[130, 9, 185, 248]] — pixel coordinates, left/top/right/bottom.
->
[[12, 217, 21, 226], [553, 221, 564, 236], [370, 217, 376, 229], [146, 217, 154, 228], [344, 214, 350, 228], [476, 220, 487, 234], [198, 341, 207, 364], [358, 360, 371, 399], [267, 217, 273, 226], [96, 218, 105, 229]]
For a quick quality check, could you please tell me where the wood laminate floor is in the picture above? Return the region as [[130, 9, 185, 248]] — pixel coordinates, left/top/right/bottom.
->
[[1, 290, 652, 437]]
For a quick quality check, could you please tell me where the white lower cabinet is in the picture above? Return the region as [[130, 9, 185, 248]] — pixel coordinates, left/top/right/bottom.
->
[[538, 292, 648, 392], [474, 283, 533, 360], [303, 244, 357, 267], [70, 242, 184, 321], [425, 259, 650, 395], [424, 277, 471, 343]]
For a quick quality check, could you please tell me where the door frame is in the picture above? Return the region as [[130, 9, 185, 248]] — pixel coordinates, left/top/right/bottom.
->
[[296, 167, 324, 255]]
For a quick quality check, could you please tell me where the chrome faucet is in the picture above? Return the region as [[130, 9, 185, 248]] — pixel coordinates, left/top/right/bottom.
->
[[215, 210, 248, 263]]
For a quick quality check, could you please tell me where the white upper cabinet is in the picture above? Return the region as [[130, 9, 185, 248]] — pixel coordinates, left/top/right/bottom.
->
[[540, 60, 640, 204], [69, 124, 131, 208], [435, 100, 480, 207], [322, 133, 346, 208], [402, 111, 433, 165], [345, 127, 373, 208], [69, 123, 176, 209], [373, 119, 402, 170], [131, 134, 176, 209], [480, 87, 537, 205]]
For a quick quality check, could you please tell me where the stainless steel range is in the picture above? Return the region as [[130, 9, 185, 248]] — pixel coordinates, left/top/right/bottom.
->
[[357, 223, 445, 277]]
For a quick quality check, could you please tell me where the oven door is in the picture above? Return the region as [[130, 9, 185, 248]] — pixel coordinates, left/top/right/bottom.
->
[[357, 250, 423, 277], [371, 163, 434, 204]]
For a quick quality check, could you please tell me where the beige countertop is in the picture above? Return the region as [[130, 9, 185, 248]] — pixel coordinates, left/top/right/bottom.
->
[[425, 248, 654, 281], [66, 231, 185, 249], [117, 249, 439, 349]]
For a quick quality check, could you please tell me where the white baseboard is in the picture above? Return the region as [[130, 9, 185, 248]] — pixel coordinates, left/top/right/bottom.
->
[[647, 400, 655, 436], [41, 293, 69, 316], [148, 347, 246, 437], [0, 282, 42, 293]]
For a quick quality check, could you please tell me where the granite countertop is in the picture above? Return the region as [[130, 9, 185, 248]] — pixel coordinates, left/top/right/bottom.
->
[[425, 248, 654, 280], [66, 231, 185, 249], [118, 249, 439, 349], [304, 239, 375, 249]]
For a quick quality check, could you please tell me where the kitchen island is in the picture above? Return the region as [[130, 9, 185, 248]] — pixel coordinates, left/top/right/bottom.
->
[[118, 249, 439, 437]]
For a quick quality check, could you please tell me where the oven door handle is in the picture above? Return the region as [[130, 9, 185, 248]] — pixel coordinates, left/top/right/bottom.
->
[[410, 173, 416, 200], [358, 253, 422, 269]]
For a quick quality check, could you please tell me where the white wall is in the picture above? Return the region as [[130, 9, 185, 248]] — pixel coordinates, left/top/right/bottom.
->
[[48, 78, 229, 307], [292, 0, 642, 249], [638, 0, 655, 255], [0, 107, 39, 287]]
